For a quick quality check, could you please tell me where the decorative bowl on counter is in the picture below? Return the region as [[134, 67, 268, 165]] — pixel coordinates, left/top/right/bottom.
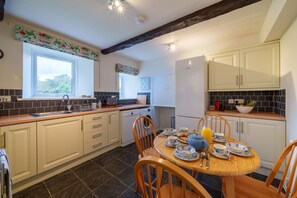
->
[[235, 106, 254, 114]]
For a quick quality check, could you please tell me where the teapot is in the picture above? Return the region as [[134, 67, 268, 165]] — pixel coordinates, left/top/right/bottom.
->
[[188, 134, 209, 152]]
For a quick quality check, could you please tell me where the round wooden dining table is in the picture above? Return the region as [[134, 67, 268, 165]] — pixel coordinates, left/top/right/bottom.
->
[[154, 135, 261, 198]]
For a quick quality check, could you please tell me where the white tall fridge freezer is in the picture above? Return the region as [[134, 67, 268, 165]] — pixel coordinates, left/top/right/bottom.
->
[[175, 56, 208, 130]]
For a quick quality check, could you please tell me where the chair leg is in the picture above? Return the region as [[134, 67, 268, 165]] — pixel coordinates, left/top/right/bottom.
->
[[135, 184, 138, 193]]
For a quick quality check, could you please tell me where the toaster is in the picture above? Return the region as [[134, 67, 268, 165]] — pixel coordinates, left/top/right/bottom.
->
[[106, 97, 118, 106]]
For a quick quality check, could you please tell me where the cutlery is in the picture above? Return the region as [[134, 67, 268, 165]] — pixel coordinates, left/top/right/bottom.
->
[[206, 153, 210, 169], [200, 152, 205, 167]]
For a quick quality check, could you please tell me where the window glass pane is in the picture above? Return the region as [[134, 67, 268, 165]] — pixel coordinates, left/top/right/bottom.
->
[[36, 56, 73, 95], [119, 73, 138, 99]]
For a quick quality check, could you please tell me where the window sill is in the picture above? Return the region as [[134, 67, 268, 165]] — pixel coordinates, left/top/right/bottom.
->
[[18, 97, 96, 101]]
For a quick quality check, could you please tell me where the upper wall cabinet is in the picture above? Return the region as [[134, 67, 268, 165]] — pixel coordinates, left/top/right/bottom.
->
[[208, 42, 280, 91]]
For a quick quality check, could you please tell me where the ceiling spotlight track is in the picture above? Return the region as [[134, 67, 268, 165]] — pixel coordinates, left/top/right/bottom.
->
[[108, 0, 124, 13]]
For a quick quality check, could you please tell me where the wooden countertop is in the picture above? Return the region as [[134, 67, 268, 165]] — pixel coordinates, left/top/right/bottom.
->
[[0, 104, 149, 127], [206, 110, 286, 121]]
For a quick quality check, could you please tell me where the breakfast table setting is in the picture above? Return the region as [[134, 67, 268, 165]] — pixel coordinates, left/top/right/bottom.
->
[[154, 127, 261, 198]]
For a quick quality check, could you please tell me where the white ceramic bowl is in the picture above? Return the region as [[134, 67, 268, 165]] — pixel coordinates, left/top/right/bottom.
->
[[213, 144, 226, 154], [235, 106, 254, 114]]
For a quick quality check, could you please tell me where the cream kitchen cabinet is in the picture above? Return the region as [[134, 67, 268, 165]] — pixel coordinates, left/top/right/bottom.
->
[[107, 111, 120, 145], [223, 116, 285, 170], [208, 42, 280, 91], [209, 51, 240, 90], [37, 116, 83, 173], [83, 113, 108, 154], [0, 122, 37, 183]]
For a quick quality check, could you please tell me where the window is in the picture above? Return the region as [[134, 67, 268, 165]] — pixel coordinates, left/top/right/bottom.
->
[[23, 43, 94, 99], [33, 53, 75, 97], [119, 73, 138, 99]]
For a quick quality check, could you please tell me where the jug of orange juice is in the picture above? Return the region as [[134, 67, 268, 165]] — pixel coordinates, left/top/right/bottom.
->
[[201, 127, 213, 143]]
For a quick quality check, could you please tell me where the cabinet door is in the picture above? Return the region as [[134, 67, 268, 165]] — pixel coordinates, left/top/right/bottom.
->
[[240, 43, 280, 89], [208, 51, 240, 90], [240, 118, 285, 170], [108, 111, 120, 145], [37, 116, 83, 173], [1, 123, 37, 183], [222, 116, 240, 140]]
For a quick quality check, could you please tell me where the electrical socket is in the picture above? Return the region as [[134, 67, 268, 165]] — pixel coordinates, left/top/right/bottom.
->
[[228, 99, 234, 104], [0, 96, 11, 102], [235, 99, 244, 104]]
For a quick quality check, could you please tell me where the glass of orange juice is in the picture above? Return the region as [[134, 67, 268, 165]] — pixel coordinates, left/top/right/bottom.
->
[[201, 127, 213, 143]]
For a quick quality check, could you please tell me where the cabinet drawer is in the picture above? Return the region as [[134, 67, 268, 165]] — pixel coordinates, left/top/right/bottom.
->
[[84, 113, 107, 123], [84, 139, 107, 154], [84, 128, 107, 143], [84, 121, 107, 133]]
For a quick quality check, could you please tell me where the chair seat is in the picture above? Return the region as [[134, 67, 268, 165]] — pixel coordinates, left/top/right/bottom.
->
[[156, 184, 198, 198], [138, 147, 160, 160], [222, 175, 285, 198]]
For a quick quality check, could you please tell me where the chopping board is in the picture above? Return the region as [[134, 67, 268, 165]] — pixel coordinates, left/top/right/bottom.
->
[[137, 95, 147, 104]]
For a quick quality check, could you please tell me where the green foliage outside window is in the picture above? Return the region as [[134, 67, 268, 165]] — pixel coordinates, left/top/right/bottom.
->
[[37, 74, 72, 93]]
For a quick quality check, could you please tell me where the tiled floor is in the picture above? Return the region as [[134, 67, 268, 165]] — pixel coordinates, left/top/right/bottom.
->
[[13, 143, 278, 198]]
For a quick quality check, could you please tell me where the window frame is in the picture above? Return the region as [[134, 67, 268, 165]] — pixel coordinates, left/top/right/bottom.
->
[[31, 51, 77, 98]]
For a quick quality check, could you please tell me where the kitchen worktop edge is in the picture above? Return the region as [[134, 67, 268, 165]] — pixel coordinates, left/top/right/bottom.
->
[[0, 104, 150, 127], [206, 110, 286, 121]]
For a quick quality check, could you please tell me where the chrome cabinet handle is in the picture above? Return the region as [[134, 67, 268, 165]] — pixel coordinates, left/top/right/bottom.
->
[[93, 116, 102, 120], [241, 122, 244, 133], [93, 124, 102, 129], [93, 142, 102, 149], [109, 115, 111, 124], [236, 75, 239, 86], [92, 133, 102, 139], [236, 122, 239, 133], [81, 120, 83, 131], [240, 75, 243, 86]]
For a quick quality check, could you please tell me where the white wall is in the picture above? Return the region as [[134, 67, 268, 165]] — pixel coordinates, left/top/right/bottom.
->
[[0, 21, 23, 89], [280, 17, 297, 144], [96, 53, 140, 92], [0, 19, 139, 92]]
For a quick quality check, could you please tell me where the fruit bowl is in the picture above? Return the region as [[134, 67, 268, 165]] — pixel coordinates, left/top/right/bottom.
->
[[235, 106, 254, 114]]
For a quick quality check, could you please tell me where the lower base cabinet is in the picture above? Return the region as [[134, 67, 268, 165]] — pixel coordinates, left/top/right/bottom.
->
[[0, 123, 37, 183], [223, 116, 285, 170], [37, 116, 83, 173]]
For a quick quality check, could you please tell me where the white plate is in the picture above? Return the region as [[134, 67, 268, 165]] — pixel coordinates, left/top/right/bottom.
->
[[210, 150, 229, 160], [161, 128, 178, 136], [229, 149, 253, 157], [165, 140, 179, 148], [174, 145, 199, 161], [213, 137, 226, 143]]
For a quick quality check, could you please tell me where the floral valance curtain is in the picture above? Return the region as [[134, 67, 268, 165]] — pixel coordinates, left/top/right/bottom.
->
[[15, 25, 100, 61], [115, 63, 139, 76]]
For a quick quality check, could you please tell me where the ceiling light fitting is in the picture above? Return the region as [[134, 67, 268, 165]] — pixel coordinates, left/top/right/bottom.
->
[[108, 0, 124, 13], [168, 43, 176, 52]]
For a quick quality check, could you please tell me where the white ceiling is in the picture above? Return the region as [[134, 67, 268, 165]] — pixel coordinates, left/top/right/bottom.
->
[[4, 0, 272, 62]]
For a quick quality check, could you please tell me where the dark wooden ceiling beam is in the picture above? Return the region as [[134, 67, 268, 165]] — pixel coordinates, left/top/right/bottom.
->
[[0, 0, 5, 21], [101, 0, 261, 55]]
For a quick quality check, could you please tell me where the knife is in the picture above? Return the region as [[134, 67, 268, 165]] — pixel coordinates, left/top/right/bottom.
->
[[206, 153, 210, 169]]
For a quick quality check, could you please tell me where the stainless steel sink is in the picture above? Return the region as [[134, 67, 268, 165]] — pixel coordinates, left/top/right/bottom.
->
[[31, 111, 72, 117]]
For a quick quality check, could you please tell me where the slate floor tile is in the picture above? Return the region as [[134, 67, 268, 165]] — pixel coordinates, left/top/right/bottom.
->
[[200, 182, 222, 198], [107, 147, 130, 159], [82, 168, 113, 190], [93, 178, 127, 198], [52, 181, 90, 198], [84, 193, 98, 198], [117, 166, 136, 186], [103, 158, 129, 175], [13, 182, 50, 198], [196, 173, 222, 191], [118, 152, 139, 166], [119, 188, 142, 198], [72, 160, 100, 179], [45, 170, 79, 195], [93, 153, 116, 167]]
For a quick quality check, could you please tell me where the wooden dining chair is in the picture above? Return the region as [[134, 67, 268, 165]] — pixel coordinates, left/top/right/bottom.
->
[[222, 139, 297, 198], [135, 156, 212, 198], [132, 115, 160, 159], [197, 114, 231, 141]]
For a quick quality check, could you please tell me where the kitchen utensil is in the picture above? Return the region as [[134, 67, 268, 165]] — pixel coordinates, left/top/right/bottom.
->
[[200, 152, 205, 167], [206, 153, 210, 169]]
